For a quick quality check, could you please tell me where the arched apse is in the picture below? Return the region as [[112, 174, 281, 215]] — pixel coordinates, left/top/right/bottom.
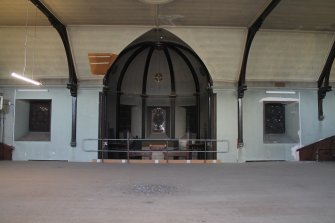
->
[[101, 28, 214, 150]]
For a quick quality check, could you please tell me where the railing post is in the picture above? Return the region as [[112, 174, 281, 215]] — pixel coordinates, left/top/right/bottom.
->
[[82, 138, 231, 163], [205, 139, 207, 162], [102, 140, 106, 162], [166, 140, 169, 163], [127, 138, 130, 163]]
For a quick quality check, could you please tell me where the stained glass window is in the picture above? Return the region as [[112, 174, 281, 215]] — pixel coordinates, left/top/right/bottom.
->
[[264, 103, 285, 134], [29, 100, 51, 132]]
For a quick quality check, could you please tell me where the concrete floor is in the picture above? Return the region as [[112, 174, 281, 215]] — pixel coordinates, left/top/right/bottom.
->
[[0, 161, 334, 223]]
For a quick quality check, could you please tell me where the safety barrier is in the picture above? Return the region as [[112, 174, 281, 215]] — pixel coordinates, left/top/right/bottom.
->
[[82, 138, 229, 163]]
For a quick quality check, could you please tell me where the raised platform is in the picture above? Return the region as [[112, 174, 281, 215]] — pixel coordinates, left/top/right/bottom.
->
[[92, 159, 221, 164]]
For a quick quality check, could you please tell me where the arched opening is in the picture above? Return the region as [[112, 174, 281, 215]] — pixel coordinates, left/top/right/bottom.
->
[[99, 28, 215, 160]]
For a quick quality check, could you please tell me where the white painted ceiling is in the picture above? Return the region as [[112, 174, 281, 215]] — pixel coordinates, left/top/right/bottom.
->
[[0, 0, 334, 85], [1, 0, 335, 30]]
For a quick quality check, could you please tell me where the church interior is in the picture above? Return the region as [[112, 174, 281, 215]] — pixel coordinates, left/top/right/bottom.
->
[[0, 0, 334, 162]]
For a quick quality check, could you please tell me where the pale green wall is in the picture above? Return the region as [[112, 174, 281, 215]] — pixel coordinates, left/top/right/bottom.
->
[[243, 90, 299, 161], [14, 100, 30, 140], [285, 102, 300, 143], [300, 90, 335, 145], [0, 87, 99, 161], [1, 86, 335, 162], [72, 88, 100, 161], [215, 88, 335, 162], [215, 90, 238, 162], [13, 88, 71, 160], [0, 88, 15, 146]]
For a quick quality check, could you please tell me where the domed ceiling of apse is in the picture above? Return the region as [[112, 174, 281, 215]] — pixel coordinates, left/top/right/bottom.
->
[[104, 28, 212, 96]]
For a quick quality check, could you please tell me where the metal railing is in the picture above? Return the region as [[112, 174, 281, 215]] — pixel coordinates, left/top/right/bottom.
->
[[82, 138, 230, 163]]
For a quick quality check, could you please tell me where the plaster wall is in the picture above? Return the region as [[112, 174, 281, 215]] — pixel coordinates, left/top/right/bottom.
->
[[285, 102, 300, 143], [242, 90, 299, 161], [0, 87, 99, 162], [14, 100, 29, 140], [215, 88, 335, 162], [215, 90, 238, 162], [1, 27, 334, 84], [1, 86, 335, 162], [0, 88, 15, 146], [299, 90, 335, 145]]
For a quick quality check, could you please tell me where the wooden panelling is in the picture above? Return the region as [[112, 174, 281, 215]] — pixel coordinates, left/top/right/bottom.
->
[[0, 143, 14, 160], [88, 53, 117, 75], [298, 135, 335, 161]]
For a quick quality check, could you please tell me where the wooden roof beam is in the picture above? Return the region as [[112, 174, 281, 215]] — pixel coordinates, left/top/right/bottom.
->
[[30, 0, 78, 147], [317, 37, 335, 121], [237, 0, 281, 149]]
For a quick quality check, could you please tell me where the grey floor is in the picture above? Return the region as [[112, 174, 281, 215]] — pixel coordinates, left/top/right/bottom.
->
[[0, 161, 334, 223]]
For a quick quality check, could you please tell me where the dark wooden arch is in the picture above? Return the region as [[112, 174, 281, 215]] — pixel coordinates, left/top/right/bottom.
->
[[142, 46, 155, 95], [236, 0, 282, 148], [29, 0, 78, 146], [317, 38, 335, 121], [163, 46, 176, 95]]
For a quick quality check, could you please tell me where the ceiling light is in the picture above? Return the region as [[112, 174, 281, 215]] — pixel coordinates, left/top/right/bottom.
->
[[139, 0, 174, 5], [17, 89, 48, 92], [11, 1, 41, 86], [11, 73, 42, 86], [265, 90, 296, 94], [260, 97, 299, 103]]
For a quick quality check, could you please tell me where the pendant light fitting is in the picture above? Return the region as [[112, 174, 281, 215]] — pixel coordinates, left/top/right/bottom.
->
[[11, 1, 42, 86]]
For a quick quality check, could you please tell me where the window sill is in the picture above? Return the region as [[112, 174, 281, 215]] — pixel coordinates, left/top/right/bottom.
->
[[263, 134, 298, 144], [16, 132, 51, 142]]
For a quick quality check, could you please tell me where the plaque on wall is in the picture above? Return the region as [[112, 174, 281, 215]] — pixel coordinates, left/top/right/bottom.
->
[[151, 107, 166, 134]]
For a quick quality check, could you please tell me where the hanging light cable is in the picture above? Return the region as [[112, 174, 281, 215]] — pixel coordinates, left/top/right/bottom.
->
[[11, 1, 42, 86], [32, 5, 37, 81], [155, 4, 159, 28]]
